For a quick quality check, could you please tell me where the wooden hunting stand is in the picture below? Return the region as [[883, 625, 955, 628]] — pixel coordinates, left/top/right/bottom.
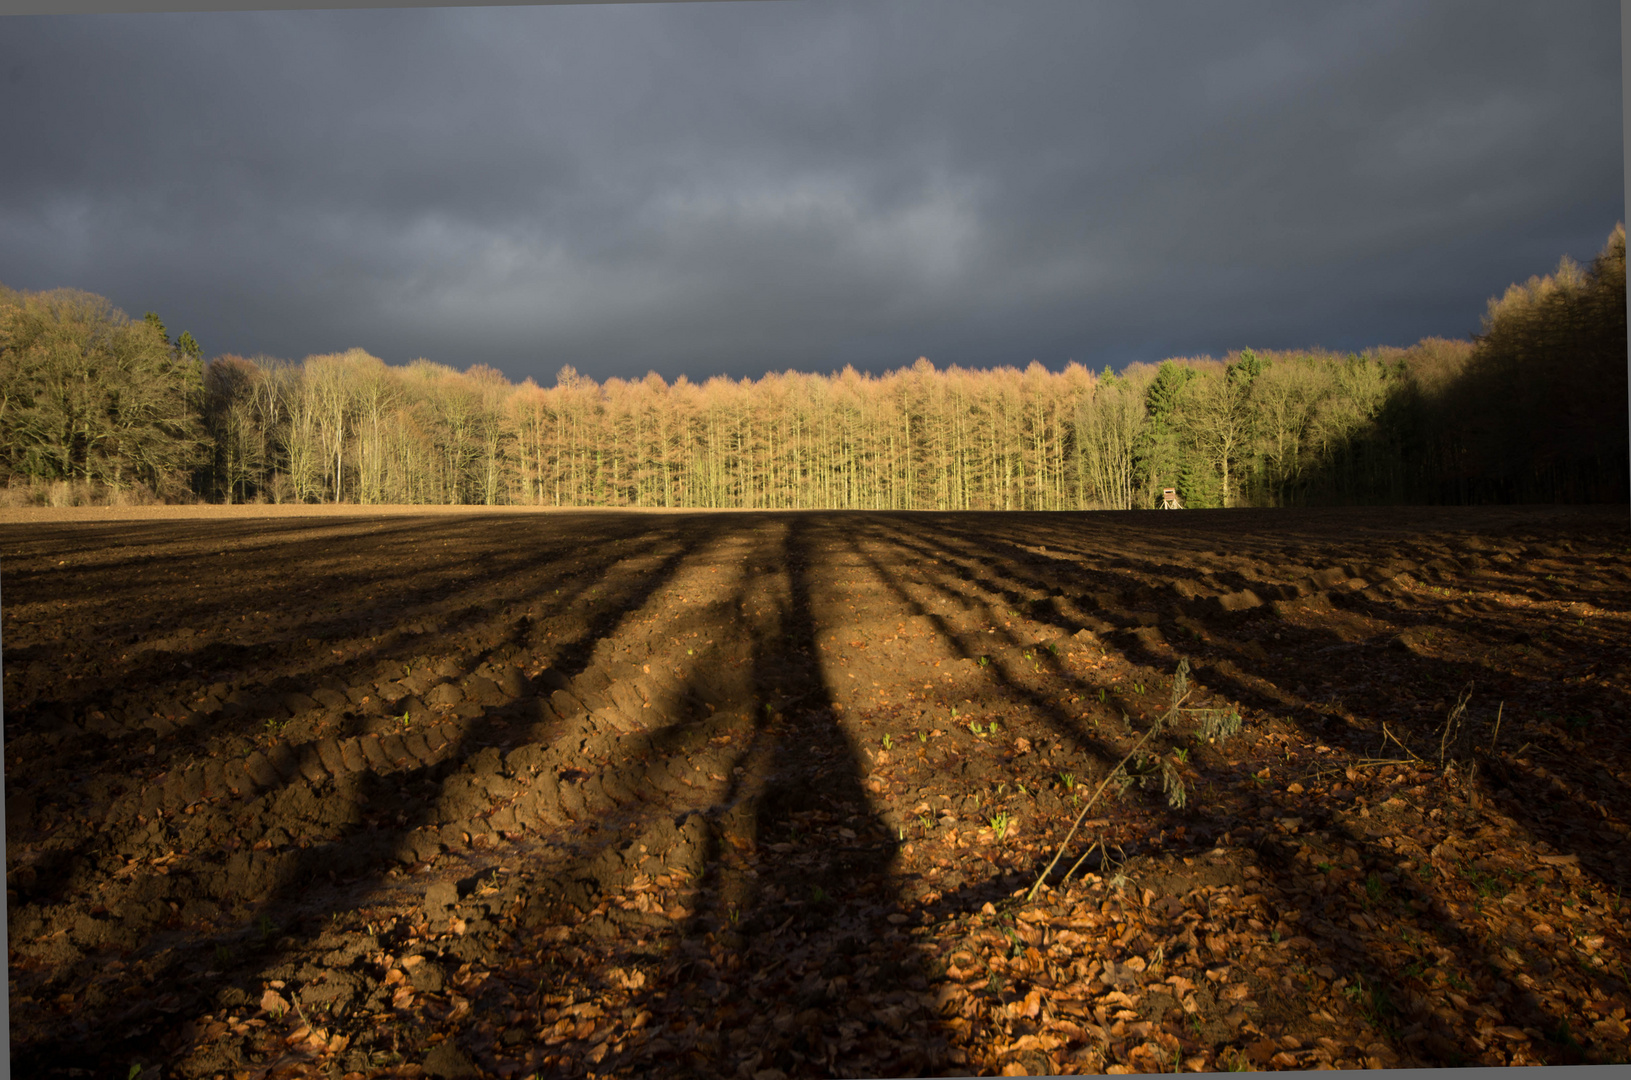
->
[[1160, 488, 1182, 510]]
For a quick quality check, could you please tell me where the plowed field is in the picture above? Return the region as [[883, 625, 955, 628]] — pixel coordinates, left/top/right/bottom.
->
[[4, 505, 1629, 1077]]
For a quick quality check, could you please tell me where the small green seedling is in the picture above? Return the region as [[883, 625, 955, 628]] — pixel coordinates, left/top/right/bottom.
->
[[882, 733, 893, 750], [916, 730, 928, 743], [1059, 771, 1075, 790], [978, 656, 991, 667], [989, 812, 1011, 840]]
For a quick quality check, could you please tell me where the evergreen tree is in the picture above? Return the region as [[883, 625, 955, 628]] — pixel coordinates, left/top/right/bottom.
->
[[144, 312, 169, 347], [1135, 361, 1197, 506]]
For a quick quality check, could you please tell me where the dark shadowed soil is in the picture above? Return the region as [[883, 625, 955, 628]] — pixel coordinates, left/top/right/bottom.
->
[[4, 505, 1629, 1077]]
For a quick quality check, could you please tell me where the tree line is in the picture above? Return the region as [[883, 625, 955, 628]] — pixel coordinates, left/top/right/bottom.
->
[[1, 226, 1624, 509]]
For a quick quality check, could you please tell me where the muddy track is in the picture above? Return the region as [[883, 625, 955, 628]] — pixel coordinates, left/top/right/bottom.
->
[[4, 506, 1629, 1077]]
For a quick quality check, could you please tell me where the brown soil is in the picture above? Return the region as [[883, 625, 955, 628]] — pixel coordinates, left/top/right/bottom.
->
[[4, 505, 1629, 1078]]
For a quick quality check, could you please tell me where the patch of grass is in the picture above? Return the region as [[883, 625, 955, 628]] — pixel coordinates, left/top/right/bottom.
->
[[989, 812, 1011, 840], [1461, 863, 1507, 898], [1344, 973, 1396, 1032]]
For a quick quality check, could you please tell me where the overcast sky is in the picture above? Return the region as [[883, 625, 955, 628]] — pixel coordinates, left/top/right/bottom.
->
[[0, 0, 1622, 385]]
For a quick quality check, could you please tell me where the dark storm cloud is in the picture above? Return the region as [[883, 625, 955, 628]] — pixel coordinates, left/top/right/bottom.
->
[[0, 0, 1620, 384]]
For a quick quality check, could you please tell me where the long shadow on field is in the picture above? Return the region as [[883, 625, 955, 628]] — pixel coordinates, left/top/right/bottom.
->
[[5, 513, 728, 1074], [7, 508, 1628, 1073], [488, 515, 957, 1079], [856, 510, 1631, 1067]]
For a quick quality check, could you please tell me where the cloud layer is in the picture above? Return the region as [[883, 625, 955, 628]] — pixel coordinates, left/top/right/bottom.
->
[[1, 0, 1621, 384]]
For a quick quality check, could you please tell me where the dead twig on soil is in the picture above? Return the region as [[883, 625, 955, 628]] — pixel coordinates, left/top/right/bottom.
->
[[1059, 839, 1102, 890], [1027, 658, 1193, 903], [1437, 682, 1474, 768], [1379, 723, 1424, 763]]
